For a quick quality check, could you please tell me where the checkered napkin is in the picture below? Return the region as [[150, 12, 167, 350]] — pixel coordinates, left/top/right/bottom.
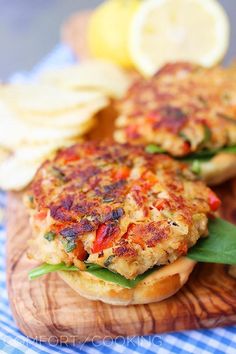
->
[[0, 45, 236, 354]]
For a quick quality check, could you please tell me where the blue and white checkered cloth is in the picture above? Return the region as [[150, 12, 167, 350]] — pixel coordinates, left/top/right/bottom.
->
[[0, 44, 236, 354]]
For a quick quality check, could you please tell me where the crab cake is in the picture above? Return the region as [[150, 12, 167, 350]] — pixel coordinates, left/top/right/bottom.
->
[[115, 62, 236, 185], [27, 141, 219, 281]]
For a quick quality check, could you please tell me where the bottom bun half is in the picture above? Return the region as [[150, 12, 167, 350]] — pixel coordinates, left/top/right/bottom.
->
[[201, 153, 236, 185], [58, 257, 196, 306]]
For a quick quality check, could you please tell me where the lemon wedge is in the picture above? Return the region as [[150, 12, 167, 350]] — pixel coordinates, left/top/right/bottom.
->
[[88, 0, 140, 68], [129, 0, 230, 76]]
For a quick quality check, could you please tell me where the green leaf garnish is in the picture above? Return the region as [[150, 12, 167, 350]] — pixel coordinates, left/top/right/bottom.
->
[[182, 146, 236, 161], [62, 240, 76, 252], [85, 263, 158, 288], [29, 218, 236, 287], [203, 125, 211, 144], [146, 144, 236, 162], [187, 217, 236, 264], [28, 195, 34, 203], [104, 255, 115, 267], [29, 263, 78, 280], [44, 231, 56, 242], [191, 160, 201, 175], [29, 262, 159, 288], [145, 144, 166, 154]]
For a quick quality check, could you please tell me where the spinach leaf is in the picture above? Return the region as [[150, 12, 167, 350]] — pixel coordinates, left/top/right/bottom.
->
[[86, 264, 157, 288], [203, 125, 212, 143], [29, 218, 236, 287], [182, 146, 236, 161], [190, 160, 201, 174], [29, 261, 159, 288], [29, 263, 78, 280], [220, 146, 236, 153], [187, 217, 236, 264], [145, 144, 166, 154], [146, 143, 236, 162]]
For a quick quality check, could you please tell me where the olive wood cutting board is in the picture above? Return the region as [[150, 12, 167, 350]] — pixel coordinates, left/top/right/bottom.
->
[[6, 11, 236, 343], [6, 106, 236, 343]]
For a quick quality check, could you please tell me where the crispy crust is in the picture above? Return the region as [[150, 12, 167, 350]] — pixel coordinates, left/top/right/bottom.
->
[[200, 153, 236, 185], [27, 141, 215, 279], [115, 62, 236, 157], [58, 257, 196, 305]]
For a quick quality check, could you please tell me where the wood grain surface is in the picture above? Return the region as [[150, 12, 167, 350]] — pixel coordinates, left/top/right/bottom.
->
[[6, 106, 236, 343], [6, 11, 236, 344]]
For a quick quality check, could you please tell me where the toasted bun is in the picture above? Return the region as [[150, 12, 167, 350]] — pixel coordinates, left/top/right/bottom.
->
[[58, 257, 196, 306], [201, 153, 236, 185]]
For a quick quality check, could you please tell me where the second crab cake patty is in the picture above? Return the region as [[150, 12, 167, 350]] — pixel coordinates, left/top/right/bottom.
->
[[27, 141, 220, 279], [115, 62, 236, 157]]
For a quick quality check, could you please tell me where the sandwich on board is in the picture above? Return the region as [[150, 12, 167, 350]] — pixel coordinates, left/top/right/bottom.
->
[[27, 141, 236, 305], [115, 62, 236, 185]]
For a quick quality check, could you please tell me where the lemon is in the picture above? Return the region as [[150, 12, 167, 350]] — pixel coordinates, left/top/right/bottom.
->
[[88, 0, 140, 68], [129, 0, 230, 76]]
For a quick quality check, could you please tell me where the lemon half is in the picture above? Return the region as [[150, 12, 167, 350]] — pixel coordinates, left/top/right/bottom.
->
[[129, 0, 230, 76], [88, 0, 140, 68]]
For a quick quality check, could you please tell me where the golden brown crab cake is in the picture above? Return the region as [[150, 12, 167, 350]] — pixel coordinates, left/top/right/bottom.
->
[[27, 141, 220, 280], [115, 62, 236, 157]]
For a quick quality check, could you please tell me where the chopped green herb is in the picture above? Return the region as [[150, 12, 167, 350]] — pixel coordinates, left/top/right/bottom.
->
[[28, 195, 34, 204], [145, 144, 166, 154], [191, 160, 201, 175], [62, 239, 76, 252], [202, 125, 211, 143], [104, 255, 115, 267], [44, 231, 56, 242]]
